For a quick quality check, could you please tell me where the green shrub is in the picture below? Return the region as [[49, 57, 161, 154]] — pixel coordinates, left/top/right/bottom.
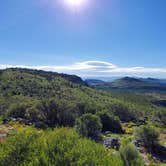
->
[[75, 113, 102, 140], [120, 143, 145, 166], [97, 110, 123, 133], [135, 125, 159, 151], [0, 126, 123, 166]]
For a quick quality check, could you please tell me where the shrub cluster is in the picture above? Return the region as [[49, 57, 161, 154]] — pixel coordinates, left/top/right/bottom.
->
[[0, 126, 123, 166]]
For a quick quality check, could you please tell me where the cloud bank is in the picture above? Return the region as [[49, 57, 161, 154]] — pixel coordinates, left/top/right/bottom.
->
[[0, 61, 166, 78]]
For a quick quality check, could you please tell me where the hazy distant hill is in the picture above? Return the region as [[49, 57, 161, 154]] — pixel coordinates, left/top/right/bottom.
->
[[140, 78, 166, 84], [86, 77, 166, 91], [85, 79, 105, 86]]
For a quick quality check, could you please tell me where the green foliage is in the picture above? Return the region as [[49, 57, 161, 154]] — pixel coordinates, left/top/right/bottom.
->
[[37, 98, 78, 127], [135, 125, 159, 151], [97, 110, 123, 133], [119, 143, 145, 166], [75, 113, 102, 140], [0, 126, 123, 166]]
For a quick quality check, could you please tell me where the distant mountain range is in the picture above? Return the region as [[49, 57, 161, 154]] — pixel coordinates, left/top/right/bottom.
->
[[86, 77, 166, 91]]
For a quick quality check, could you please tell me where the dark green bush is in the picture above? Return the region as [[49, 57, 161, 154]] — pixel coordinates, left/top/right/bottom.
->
[[75, 113, 102, 140], [120, 143, 145, 166], [135, 125, 159, 151], [97, 110, 123, 133]]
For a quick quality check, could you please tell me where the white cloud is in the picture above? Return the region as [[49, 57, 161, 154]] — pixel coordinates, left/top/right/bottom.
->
[[0, 61, 166, 78]]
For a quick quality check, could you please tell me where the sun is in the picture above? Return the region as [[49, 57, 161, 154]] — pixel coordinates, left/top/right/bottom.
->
[[64, 0, 88, 10], [65, 0, 85, 7]]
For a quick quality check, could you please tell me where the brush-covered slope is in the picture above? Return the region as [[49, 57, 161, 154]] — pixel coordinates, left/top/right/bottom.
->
[[0, 68, 136, 127], [0, 68, 86, 97], [0, 68, 165, 128]]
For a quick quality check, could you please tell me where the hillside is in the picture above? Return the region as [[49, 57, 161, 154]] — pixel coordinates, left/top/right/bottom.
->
[[0, 68, 166, 165], [0, 68, 125, 127], [0, 69, 165, 125]]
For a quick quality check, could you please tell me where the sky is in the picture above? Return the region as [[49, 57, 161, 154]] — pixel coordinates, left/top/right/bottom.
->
[[0, 0, 166, 78]]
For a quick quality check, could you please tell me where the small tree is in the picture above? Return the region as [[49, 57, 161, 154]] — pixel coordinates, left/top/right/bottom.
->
[[120, 143, 145, 166], [135, 125, 159, 151], [75, 113, 102, 140]]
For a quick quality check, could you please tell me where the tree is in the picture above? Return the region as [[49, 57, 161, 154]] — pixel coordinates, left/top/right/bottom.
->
[[75, 113, 102, 140], [135, 125, 159, 152], [97, 110, 123, 133], [38, 99, 79, 127]]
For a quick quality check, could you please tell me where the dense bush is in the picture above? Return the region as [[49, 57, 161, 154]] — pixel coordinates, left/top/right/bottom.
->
[[37, 99, 79, 127], [120, 143, 145, 166], [97, 110, 123, 133], [135, 125, 159, 151], [0, 126, 123, 166], [75, 113, 102, 140]]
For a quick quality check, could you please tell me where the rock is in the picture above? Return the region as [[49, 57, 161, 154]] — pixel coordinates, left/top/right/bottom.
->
[[105, 131, 111, 134], [132, 140, 142, 147], [0, 133, 7, 139], [3, 117, 17, 124], [34, 122, 47, 129], [103, 138, 120, 150]]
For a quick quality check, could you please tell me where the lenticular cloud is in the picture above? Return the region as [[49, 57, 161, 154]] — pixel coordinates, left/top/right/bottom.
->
[[0, 61, 166, 78]]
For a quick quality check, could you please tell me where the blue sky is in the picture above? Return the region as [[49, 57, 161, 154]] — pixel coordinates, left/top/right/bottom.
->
[[0, 0, 166, 77]]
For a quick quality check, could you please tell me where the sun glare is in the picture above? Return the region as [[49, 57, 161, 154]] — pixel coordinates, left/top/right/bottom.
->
[[64, 0, 88, 10], [65, 0, 85, 6]]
